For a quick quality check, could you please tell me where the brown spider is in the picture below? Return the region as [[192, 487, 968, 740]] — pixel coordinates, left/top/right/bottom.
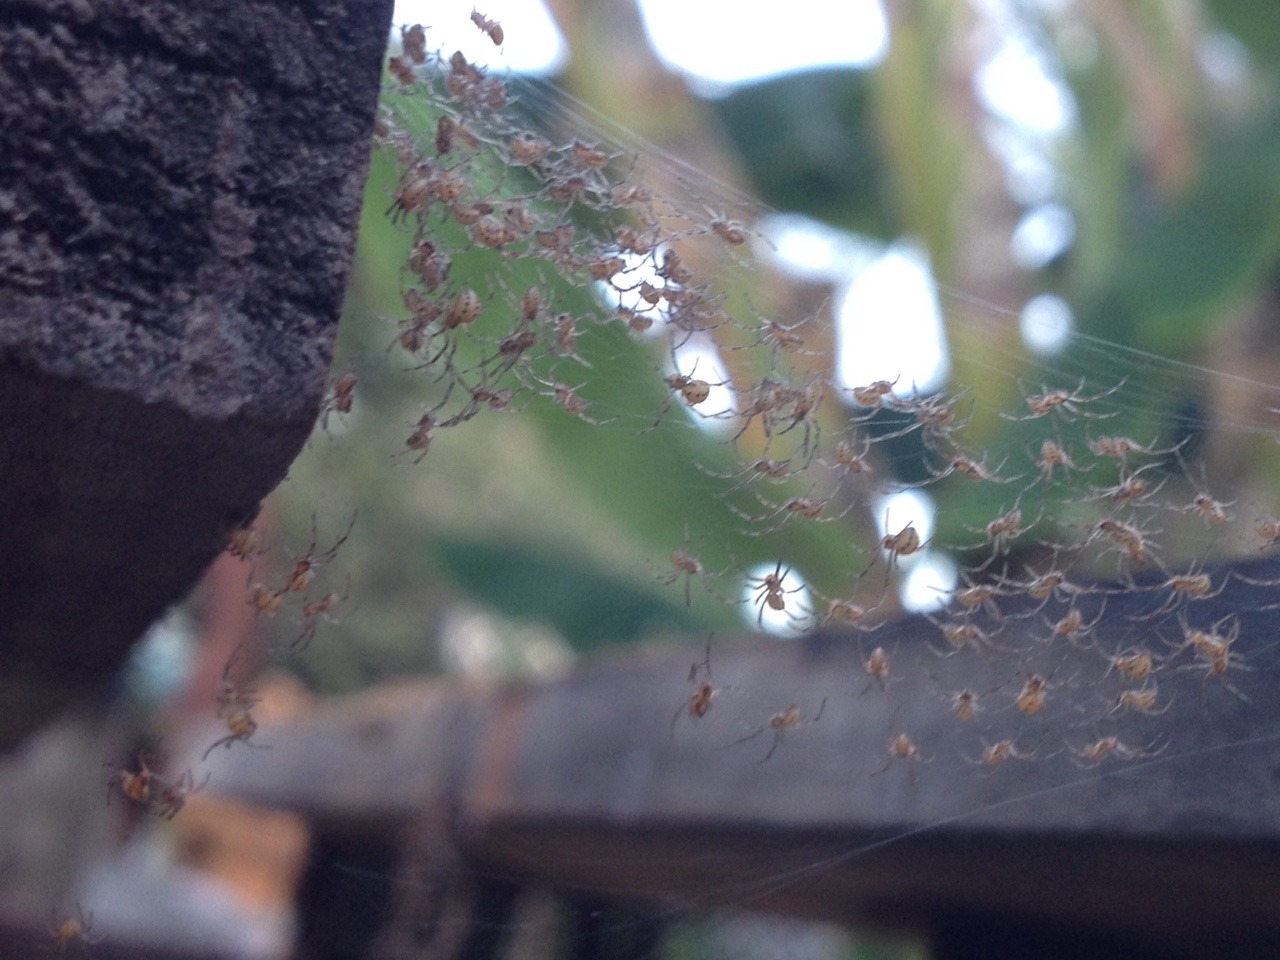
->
[[49, 905, 102, 952], [744, 561, 808, 627], [1003, 377, 1124, 421], [733, 698, 827, 763], [670, 641, 721, 737]]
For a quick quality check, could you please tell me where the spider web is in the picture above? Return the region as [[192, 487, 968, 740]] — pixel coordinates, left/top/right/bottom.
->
[[234, 13, 1280, 959]]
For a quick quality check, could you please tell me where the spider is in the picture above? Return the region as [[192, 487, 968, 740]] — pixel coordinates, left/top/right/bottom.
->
[[105, 753, 156, 808], [859, 517, 928, 585], [744, 561, 807, 627], [822, 437, 873, 480], [1070, 735, 1165, 767], [930, 620, 1001, 656], [283, 513, 356, 593], [930, 452, 1017, 485], [203, 661, 265, 762], [470, 8, 504, 44], [670, 640, 721, 737], [640, 367, 732, 434], [1087, 432, 1183, 464], [847, 377, 899, 411], [318, 373, 357, 430], [49, 905, 102, 952], [1093, 517, 1157, 567], [202, 708, 262, 762], [1046, 599, 1107, 649], [1103, 684, 1169, 718], [699, 455, 796, 498], [876, 732, 926, 773], [860, 643, 895, 692], [733, 698, 826, 763], [1175, 614, 1250, 696], [967, 502, 1038, 567], [947, 577, 1005, 619], [293, 580, 351, 649], [1002, 377, 1125, 422], [657, 527, 714, 607], [942, 687, 985, 723], [970, 738, 1041, 766], [1105, 647, 1161, 683], [1009, 670, 1071, 716], [1185, 492, 1234, 526], [225, 520, 265, 561], [819, 595, 884, 632], [1029, 438, 1077, 489], [730, 484, 844, 537], [1255, 517, 1280, 551], [1078, 460, 1166, 507], [151, 768, 211, 820], [524, 373, 617, 426], [1130, 563, 1225, 620]]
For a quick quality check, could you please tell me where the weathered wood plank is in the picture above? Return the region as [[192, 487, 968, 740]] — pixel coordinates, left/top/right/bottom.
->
[[211, 565, 1280, 953]]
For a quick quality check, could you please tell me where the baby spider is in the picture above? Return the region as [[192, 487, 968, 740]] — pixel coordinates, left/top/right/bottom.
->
[[670, 640, 721, 737], [470, 9, 504, 45], [1176, 614, 1250, 696], [151, 767, 211, 820], [847, 377, 899, 411], [743, 561, 808, 627], [967, 502, 1038, 567], [861, 643, 893, 692], [283, 513, 357, 593], [1070, 735, 1164, 767], [1010, 672, 1067, 716], [1255, 517, 1280, 551], [1028, 438, 1077, 489], [700, 455, 796, 498], [202, 708, 262, 762], [931, 620, 1001, 656], [248, 583, 284, 616], [943, 687, 984, 723], [105, 752, 156, 808], [822, 436, 874, 481], [1105, 647, 1160, 683], [1131, 565, 1224, 620], [819, 595, 883, 632], [1093, 517, 1156, 567], [948, 577, 1004, 619], [524, 372, 616, 426], [733, 698, 826, 763], [1047, 600, 1106, 648], [657, 528, 716, 607], [225, 520, 265, 560], [318, 373, 356, 430], [1078, 460, 1166, 507], [641, 367, 731, 434], [1185, 492, 1234, 526], [1104, 684, 1169, 718], [932, 452, 1017, 485], [293, 580, 352, 649], [49, 905, 102, 952], [1003, 377, 1124, 422], [971, 739, 1035, 767], [730, 486, 842, 537], [1087, 432, 1180, 461], [876, 732, 926, 773], [867, 518, 926, 577]]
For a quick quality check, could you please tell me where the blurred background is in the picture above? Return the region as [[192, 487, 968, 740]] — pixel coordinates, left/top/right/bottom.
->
[[11, 0, 1280, 957]]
